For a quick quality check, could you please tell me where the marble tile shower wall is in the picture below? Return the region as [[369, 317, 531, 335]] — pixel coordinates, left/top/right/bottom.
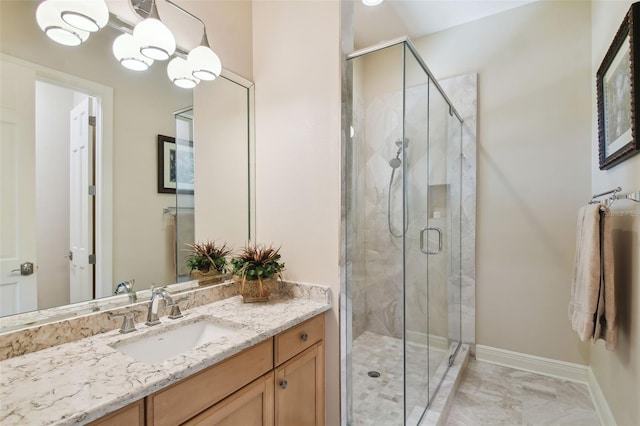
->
[[350, 84, 451, 342], [349, 72, 477, 348]]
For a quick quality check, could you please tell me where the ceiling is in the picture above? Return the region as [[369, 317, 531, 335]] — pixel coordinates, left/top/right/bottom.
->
[[354, 0, 538, 48]]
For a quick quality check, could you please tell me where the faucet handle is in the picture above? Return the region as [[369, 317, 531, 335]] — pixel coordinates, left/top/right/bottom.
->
[[108, 312, 136, 334], [168, 296, 189, 320]]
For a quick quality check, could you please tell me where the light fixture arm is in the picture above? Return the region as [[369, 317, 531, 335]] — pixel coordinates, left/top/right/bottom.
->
[[163, 0, 210, 47], [148, 0, 161, 20]]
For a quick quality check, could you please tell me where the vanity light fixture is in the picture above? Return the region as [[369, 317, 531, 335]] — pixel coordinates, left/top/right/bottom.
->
[[35, 0, 222, 89], [133, 0, 176, 61], [36, 0, 90, 47], [112, 33, 154, 71], [167, 56, 200, 89], [55, 0, 110, 33]]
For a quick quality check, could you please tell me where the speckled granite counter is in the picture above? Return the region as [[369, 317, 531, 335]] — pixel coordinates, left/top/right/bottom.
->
[[0, 284, 331, 425]]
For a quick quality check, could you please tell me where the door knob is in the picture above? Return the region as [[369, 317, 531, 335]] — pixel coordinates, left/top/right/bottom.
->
[[280, 380, 288, 389], [11, 262, 34, 276], [301, 333, 309, 342]]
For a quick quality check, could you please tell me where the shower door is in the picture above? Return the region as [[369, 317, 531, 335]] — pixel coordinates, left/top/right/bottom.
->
[[345, 38, 463, 426], [402, 43, 462, 423], [402, 44, 433, 423]]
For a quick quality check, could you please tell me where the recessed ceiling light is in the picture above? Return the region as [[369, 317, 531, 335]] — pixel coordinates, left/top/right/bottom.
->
[[362, 0, 384, 6]]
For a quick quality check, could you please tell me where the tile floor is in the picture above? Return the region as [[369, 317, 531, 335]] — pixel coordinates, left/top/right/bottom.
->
[[350, 331, 447, 426], [445, 360, 601, 426], [350, 333, 600, 426]]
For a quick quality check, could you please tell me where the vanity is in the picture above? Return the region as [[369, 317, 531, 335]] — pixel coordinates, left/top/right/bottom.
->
[[0, 282, 330, 426]]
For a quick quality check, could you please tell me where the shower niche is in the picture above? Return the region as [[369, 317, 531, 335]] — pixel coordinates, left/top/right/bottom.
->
[[344, 38, 474, 426]]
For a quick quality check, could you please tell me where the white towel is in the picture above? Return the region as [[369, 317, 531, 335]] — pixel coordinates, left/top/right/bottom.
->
[[569, 204, 617, 350]]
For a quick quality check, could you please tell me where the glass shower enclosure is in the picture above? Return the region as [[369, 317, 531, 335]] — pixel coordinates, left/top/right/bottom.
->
[[345, 38, 463, 425]]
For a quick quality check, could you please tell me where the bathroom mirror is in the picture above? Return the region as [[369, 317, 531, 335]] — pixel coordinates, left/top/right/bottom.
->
[[0, 1, 254, 329]]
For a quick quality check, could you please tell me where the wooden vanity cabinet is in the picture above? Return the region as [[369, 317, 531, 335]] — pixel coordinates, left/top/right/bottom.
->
[[274, 315, 325, 426], [183, 372, 274, 426], [275, 342, 324, 426], [87, 400, 144, 426], [91, 313, 326, 426], [146, 338, 273, 426]]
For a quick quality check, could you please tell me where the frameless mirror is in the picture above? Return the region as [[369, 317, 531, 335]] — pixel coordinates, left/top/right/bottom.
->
[[0, 1, 254, 330]]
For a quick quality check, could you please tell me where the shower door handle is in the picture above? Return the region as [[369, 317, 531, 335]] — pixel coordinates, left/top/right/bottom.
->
[[420, 227, 442, 255]]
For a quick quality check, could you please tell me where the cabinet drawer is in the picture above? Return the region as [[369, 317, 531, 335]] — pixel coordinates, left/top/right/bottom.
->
[[88, 400, 144, 426], [147, 338, 273, 426], [274, 314, 324, 366]]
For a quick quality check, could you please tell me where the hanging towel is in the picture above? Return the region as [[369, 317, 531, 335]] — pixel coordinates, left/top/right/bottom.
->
[[569, 204, 617, 350], [594, 207, 617, 350]]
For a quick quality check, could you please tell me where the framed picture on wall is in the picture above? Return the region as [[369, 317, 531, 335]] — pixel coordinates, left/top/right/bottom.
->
[[157, 134, 194, 194], [596, 2, 640, 169]]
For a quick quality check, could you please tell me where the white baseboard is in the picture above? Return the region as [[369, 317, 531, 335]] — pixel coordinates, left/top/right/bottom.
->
[[475, 345, 588, 382], [475, 345, 616, 426], [587, 367, 617, 426]]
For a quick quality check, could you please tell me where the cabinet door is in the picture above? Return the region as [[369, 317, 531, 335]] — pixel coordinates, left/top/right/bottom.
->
[[147, 339, 273, 426], [184, 372, 274, 426], [275, 342, 324, 426], [87, 400, 144, 426]]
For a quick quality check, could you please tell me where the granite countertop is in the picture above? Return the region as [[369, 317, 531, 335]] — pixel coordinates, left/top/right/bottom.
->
[[0, 288, 331, 425]]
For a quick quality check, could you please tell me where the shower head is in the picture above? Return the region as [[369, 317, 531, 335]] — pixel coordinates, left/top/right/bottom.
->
[[389, 158, 401, 169]]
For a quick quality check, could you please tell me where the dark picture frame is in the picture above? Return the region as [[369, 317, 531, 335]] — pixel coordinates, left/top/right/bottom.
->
[[596, 3, 640, 169], [157, 134, 194, 194]]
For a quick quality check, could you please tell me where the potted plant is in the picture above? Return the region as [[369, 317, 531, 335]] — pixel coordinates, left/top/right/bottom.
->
[[231, 243, 285, 302], [185, 241, 232, 285]]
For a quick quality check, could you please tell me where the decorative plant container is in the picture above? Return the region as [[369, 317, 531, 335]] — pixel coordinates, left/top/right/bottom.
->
[[232, 243, 285, 303]]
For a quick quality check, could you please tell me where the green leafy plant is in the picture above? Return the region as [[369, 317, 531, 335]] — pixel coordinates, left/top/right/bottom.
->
[[185, 241, 231, 274], [231, 243, 285, 281]]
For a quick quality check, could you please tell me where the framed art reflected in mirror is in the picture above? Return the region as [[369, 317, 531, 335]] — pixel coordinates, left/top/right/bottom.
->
[[596, 2, 640, 170], [157, 134, 194, 194]]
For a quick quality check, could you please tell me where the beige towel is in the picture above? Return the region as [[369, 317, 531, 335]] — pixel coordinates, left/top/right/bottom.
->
[[569, 204, 617, 350], [594, 207, 617, 350]]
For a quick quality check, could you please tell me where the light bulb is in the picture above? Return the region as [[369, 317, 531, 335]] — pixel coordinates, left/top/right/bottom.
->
[[362, 0, 384, 6], [36, 0, 89, 46], [113, 33, 153, 71], [187, 45, 222, 81], [167, 57, 200, 89], [53, 0, 109, 32]]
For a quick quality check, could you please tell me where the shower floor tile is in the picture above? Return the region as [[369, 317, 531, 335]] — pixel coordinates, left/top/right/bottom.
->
[[350, 331, 447, 426], [445, 360, 600, 425]]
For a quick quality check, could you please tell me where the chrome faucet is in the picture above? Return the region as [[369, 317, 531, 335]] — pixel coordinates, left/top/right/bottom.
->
[[108, 311, 136, 334], [146, 287, 174, 326], [114, 279, 137, 304]]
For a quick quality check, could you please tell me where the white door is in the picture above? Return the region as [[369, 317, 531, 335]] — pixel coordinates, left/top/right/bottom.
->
[[69, 98, 94, 303], [0, 59, 38, 315]]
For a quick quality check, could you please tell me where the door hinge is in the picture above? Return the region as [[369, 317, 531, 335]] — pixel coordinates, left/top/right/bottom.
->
[[89, 116, 96, 126], [88, 254, 96, 265], [88, 185, 96, 196]]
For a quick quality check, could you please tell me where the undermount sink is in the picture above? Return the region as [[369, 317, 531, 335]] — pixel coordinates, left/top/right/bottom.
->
[[110, 317, 239, 364]]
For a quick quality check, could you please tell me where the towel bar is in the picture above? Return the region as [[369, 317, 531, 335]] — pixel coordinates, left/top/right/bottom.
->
[[589, 187, 640, 208]]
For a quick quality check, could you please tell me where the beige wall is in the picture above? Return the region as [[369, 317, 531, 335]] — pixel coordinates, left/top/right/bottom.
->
[[193, 77, 249, 250], [414, 1, 593, 364], [590, 2, 640, 425], [252, 1, 341, 424], [176, 0, 253, 80]]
